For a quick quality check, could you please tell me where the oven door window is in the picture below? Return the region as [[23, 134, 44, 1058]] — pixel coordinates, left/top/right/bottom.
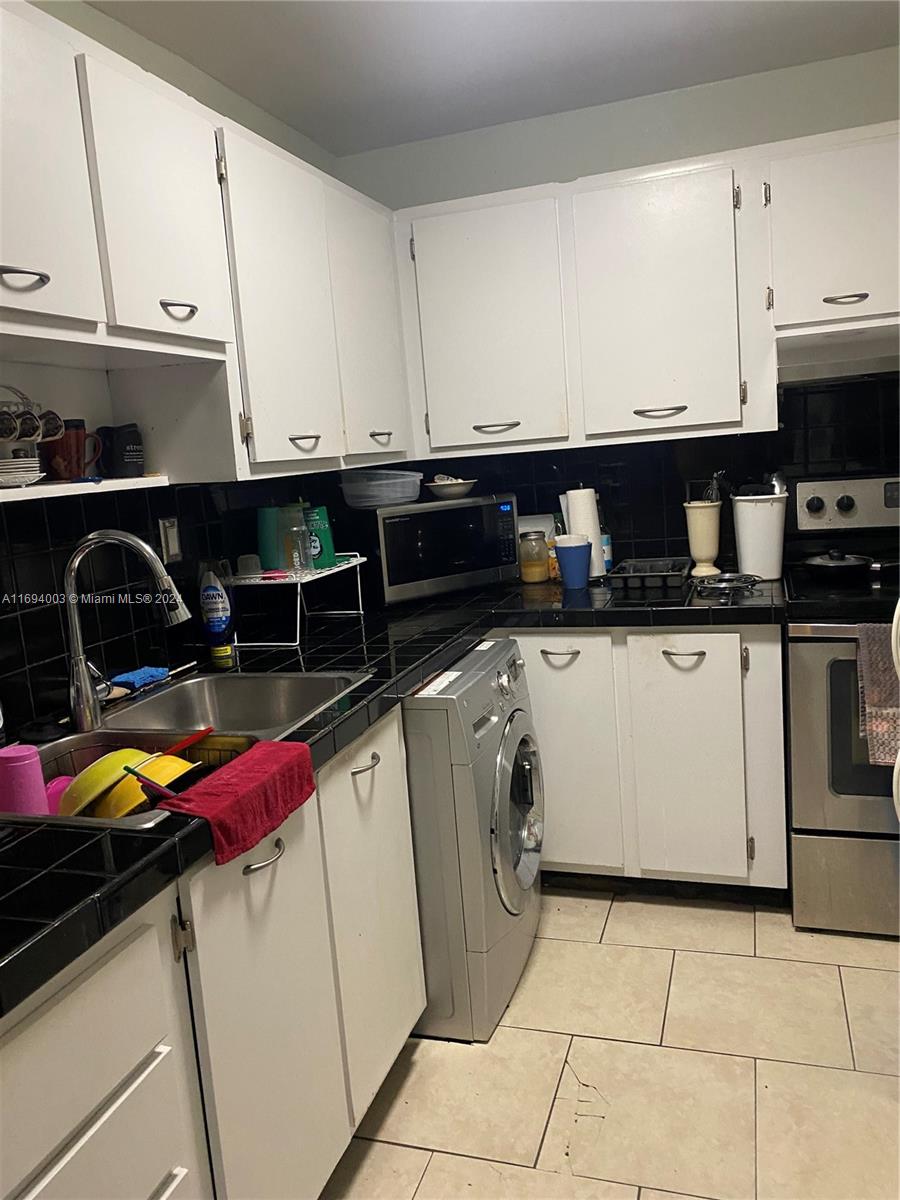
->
[[829, 659, 893, 798]]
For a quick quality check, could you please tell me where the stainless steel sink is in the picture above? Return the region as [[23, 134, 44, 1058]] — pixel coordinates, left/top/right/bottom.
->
[[101, 671, 369, 740]]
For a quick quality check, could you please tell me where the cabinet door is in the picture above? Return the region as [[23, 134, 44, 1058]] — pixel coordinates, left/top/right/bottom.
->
[[516, 634, 623, 871], [770, 138, 900, 326], [318, 710, 425, 1123], [626, 632, 748, 879], [0, 11, 103, 322], [181, 799, 351, 1200], [326, 188, 410, 456], [77, 55, 233, 341], [574, 166, 742, 435], [412, 198, 569, 448], [218, 129, 345, 464]]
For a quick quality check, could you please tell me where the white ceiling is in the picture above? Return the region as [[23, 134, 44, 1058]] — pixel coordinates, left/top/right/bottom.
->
[[89, 1, 899, 156]]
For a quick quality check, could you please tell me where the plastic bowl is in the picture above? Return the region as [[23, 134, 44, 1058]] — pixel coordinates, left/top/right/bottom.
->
[[425, 480, 476, 499], [340, 469, 422, 509]]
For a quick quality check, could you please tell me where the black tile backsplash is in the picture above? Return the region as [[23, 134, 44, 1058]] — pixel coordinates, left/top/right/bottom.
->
[[0, 374, 896, 740]]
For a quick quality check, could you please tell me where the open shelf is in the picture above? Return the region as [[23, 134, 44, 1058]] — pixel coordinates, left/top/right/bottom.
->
[[0, 475, 170, 504], [223, 554, 367, 586]]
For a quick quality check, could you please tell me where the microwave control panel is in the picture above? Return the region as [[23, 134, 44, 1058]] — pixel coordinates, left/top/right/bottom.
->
[[797, 476, 900, 531], [496, 501, 518, 563]]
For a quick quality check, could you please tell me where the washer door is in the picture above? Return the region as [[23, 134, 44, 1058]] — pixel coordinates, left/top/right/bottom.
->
[[491, 709, 544, 915]]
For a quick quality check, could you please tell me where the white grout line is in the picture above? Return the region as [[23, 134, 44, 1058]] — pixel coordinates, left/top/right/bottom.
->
[[837, 965, 858, 1071]]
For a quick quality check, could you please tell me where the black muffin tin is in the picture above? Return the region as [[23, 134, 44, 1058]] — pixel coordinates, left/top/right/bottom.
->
[[606, 557, 692, 591]]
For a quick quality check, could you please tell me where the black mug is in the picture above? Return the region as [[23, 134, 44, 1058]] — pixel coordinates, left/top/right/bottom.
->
[[98, 423, 144, 478]]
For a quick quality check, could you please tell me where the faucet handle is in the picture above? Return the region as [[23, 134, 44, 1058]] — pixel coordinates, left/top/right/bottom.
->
[[87, 660, 111, 701]]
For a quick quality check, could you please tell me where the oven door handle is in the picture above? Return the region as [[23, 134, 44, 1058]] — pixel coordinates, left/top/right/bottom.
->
[[788, 623, 860, 640]]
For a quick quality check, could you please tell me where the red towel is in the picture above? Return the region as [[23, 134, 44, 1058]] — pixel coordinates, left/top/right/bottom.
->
[[159, 741, 315, 865]]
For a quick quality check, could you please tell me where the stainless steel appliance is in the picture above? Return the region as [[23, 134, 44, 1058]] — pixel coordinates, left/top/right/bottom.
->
[[786, 474, 899, 936], [402, 638, 543, 1041], [377, 494, 519, 604]]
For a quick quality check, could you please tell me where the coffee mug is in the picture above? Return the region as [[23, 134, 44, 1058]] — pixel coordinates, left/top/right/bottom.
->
[[14, 410, 41, 442], [0, 411, 17, 442], [42, 420, 103, 481], [38, 410, 64, 442], [97, 423, 143, 478]]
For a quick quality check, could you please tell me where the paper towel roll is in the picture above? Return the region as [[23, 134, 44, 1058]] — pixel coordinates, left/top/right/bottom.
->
[[566, 488, 604, 577]]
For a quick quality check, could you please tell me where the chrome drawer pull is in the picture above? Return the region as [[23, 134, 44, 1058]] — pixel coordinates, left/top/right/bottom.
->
[[662, 649, 707, 660], [289, 434, 322, 448], [369, 430, 393, 440], [540, 648, 581, 658], [823, 292, 869, 305], [633, 406, 688, 419], [0, 264, 50, 287], [350, 751, 381, 777], [242, 837, 286, 875], [159, 299, 199, 319], [472, 421, 521, 433], [150, 1168, 190, 1200]]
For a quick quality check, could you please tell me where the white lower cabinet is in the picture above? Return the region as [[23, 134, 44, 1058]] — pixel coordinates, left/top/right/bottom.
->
[[514, 633, 624, 873], [317, 709, 425, 1123], [625, 631, 749, 879], [180, 798, 352, 1200]]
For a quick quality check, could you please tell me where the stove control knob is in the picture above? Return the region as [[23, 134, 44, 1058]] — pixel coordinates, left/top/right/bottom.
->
[[805, 495, 825, 514], [836, 494, 856, 514]]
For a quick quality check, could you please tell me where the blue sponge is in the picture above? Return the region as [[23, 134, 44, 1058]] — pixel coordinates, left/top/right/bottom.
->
[[111, 666, 170, 693]]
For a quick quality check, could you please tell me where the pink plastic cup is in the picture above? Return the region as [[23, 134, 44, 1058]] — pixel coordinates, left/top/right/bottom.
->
[[0, 745, 50, 815]]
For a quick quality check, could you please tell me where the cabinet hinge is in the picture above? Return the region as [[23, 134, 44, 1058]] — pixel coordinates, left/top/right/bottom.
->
[[733, 184, 742, 211], [763, 180, 771, 207], [747, 835, 756, 863], [741, 645, 750, 671], [409, 235, 416, 262], [765, 286, 774, 311], [239, 413, 253, 443], [216, 153, 227, 184], [171, 915, 195, 962], [424, 411, 430, 436], [740, 380, 748, 406]]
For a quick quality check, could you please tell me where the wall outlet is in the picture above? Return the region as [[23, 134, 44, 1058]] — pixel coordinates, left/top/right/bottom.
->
[[158, 517, 182, 563]]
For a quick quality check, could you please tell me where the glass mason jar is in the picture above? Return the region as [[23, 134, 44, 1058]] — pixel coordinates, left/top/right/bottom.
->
[[519, 530, 550, 583]]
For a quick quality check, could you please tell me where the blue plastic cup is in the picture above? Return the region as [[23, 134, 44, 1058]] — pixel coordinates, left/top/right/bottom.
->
[[556, 542, 592, 590]]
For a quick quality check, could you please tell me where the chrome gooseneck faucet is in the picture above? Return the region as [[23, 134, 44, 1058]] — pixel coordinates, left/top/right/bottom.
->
[[64, 529, 191, 732]]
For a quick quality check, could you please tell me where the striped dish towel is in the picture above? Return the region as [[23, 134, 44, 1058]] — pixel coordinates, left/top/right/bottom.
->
[[858, 623, 900, 766]]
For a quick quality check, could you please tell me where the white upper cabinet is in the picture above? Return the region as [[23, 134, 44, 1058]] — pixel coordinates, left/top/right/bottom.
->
[[326, 188, 410, 456], [76, 55, 233, 341], [769, 137, 900, 326], [218, 129, 345, 464], [0, 12, 103, 323], [574, 166, 742, 436], [412, 198, 569, 448], [626, 632, 749, 879]]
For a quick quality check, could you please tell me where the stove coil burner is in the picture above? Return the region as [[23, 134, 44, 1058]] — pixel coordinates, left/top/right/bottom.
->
[[694, 573, 763, 601]]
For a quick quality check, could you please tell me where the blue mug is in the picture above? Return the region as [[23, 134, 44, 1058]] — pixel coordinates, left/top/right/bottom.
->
[[556, 542, 592, 590]]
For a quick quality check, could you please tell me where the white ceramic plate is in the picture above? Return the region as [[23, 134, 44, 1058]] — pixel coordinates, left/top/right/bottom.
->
[[0, 473, 45, 487]]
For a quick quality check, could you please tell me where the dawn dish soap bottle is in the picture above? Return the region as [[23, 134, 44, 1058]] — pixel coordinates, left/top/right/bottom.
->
[[199, 567, 236, 670]]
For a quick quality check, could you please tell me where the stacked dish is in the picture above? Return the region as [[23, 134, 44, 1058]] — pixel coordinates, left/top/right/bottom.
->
[[0, 458, 45, 488]]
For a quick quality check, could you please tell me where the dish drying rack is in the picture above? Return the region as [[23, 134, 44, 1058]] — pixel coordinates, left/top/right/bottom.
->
[[223, 554, 367, 649]]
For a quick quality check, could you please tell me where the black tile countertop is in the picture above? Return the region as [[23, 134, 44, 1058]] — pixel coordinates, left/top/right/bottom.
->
[[0, 578, 785, 1016]]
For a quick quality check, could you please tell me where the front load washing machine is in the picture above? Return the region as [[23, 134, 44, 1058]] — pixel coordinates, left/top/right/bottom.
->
[[402, 638, 543, 1041]]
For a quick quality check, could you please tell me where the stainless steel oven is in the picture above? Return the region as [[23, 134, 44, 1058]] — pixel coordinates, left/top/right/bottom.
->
[[788, 622, 898, 936], [377, 495, 519, 604]]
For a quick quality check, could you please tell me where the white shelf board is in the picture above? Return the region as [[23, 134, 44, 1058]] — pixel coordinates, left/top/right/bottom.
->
[[0, 475, 170, 504]]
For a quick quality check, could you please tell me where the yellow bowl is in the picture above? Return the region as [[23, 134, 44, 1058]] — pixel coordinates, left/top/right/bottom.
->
[[93, 755, 201, 820], [59, 748, 154, 816]]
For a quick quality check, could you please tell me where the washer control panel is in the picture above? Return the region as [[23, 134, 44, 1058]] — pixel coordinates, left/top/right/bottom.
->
[[796, 476, 899, 531]]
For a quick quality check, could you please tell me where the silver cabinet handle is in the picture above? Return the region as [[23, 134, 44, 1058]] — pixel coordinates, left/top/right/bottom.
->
[[823, 292, 869, 305], [242, 837, 286, 875], [369, 430, 393, 440], [350, 751, 381, 777], [289, 434, 322, 449], [540, 648, 581, 658], [472, 421, 521, 433], [160, 299, 199, 320], [662, 649, 707, 660], [633, 406, 688, 419], [0, 264, 50, 287]]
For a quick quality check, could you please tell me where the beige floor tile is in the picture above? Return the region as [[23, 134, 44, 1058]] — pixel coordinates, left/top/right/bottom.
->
[[757, 1058, 900, 1200], [417, 1152, 637, 1199], [320, 1139, 430, 1200], [537, 1038, 754, 1199], [357, 1026, 568, 1166], [602, 894, 754, 956], [502, 939, 671, 1042], [756, 908, 900, 971], [639, 1193, 711, 1200], [664, 950, 852, 1067], [842, 965, 900, 1075], [539, 889, 613, 942]]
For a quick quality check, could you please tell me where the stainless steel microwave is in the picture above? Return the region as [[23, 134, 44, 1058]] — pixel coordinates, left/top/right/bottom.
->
[[377, 495, 519, 603]]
